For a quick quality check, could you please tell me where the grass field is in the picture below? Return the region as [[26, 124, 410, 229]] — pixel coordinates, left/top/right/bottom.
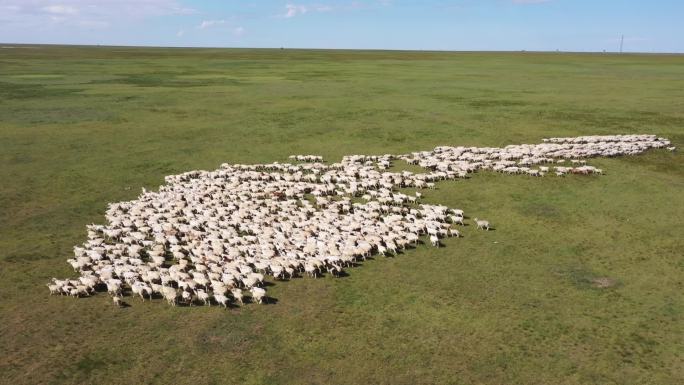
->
[[1, 45, 683, 385]]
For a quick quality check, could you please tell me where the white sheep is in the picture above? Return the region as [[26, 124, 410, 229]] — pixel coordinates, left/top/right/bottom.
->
[[49, 134, 670, 310], [250, 287, 266, 304], [214, 294, 229, 308], [231, 289, 244, 305], [473, 218, 490, 231], [196, 289, 211, 306], [112, 296, 123, 307]]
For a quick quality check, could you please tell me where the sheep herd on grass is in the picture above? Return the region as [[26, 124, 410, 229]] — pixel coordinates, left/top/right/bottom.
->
[[48, 134, 673, 308]]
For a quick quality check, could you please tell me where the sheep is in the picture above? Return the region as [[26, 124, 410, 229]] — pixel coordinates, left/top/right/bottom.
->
[[49, 134, 670, 310], [106, 279, 122, 296], [181, 290, 193, 306], [448, 228, 461, 238], [328, 265, 343, 277], [161, 286, 178, 306], [250, 287, 266, 304], [131, 282, 150, 301], [377, 244, 387, 256], [214, 294, 229, 308], [196, 289, 211, 306], [451, 209, 464, 217], [231, 288, 244, 305], [473, 218, 490, 231], [304, 263, 318, 278], [112, 296, 123, 307], [47, 283, 61, 295], [450, 215, 464, 226]]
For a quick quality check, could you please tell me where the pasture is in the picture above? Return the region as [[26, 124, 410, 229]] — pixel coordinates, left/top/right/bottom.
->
[[1, 45, 683, 385]]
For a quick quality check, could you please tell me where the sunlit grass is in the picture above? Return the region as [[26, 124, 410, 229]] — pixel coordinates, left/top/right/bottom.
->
[[0, 45, 682, 385]]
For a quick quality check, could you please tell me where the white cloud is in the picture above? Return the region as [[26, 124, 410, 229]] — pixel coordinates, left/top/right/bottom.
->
[[198, 19, 226, 29], [194, 19, 245, 38], [0, 0, 195, 29], [278, 3, 336, 18], [42, 5, 78, 15], [283, 4, 308, 18], [176, 29, 185, 37], [313, 5, 333, 12]]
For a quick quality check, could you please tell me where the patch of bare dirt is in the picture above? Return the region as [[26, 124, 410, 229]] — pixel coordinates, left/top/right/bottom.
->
[[592, 277, 617, 289]]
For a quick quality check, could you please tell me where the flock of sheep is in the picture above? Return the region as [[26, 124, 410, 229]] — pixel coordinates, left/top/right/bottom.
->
[[48, 134, 673, 308]]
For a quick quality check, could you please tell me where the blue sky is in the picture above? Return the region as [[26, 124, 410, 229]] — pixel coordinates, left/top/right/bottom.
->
[[0, 0, 682, 52]]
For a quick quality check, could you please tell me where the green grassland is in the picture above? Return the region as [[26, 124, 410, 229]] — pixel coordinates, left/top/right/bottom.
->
[[0, 45, 683, 385]]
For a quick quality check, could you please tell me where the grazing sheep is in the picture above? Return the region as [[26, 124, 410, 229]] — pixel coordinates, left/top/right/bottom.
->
[[448, 228, 461, 238], [304, 263, 318, 278], [161, 286, 177, 306], [251, 287, 266, 304], [231, 289, 244, 305], [473, 218, 490, 231], [181, 290, 193, 306], [214, 294, 229, 308], [451, 209, 464, 217], [450, 215, 464, 226], [112, 296, 123, 307], [197, 289, 211, 306], [47, 283, 61, 295], [49, 134, 670, 309]]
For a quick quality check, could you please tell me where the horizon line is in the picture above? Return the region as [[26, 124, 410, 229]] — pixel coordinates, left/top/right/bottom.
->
[[1, 42, 683, 55]]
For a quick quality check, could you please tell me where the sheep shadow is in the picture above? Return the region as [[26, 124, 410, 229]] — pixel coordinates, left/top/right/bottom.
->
[[271, 277, 291, 283], [173, 301, 196, 307], [330, 270, 350, 278], [345, 261, 363, 268], [244, 295, 279, 305]]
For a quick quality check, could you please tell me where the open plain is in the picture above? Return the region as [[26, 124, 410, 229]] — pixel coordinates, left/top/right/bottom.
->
[[1, 46, 683, 385]]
